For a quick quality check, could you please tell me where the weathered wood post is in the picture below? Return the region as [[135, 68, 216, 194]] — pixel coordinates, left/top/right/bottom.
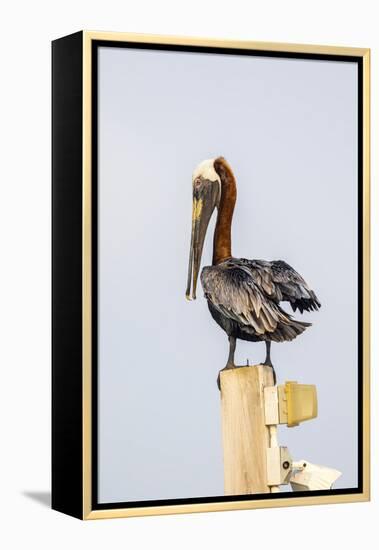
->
[[220, 364, 274, 495]]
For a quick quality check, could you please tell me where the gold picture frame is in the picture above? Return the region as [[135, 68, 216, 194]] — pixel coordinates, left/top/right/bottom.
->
[[52, 31, 370, 520]]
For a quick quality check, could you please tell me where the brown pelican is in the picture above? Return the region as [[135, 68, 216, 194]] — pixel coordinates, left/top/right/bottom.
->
[[185, 157, 321, 386]]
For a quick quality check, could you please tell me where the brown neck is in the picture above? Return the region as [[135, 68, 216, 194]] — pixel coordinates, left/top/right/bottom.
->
[[212, 157, 237, 265]]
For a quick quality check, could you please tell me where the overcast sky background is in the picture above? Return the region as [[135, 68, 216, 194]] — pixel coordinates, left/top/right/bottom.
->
[[97, 46, 358, 503]]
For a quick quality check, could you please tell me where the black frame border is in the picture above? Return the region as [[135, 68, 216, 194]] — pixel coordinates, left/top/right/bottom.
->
[[52, 31, 84, 519]]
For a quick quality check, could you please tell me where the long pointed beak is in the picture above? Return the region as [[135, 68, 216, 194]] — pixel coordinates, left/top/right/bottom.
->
[[186, 198, 205, 300], [186, 180, 219, 301], [185, 213, 196, 300]]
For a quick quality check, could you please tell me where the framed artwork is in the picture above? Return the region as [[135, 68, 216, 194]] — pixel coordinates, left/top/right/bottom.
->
[[52, 31, 370, 519]]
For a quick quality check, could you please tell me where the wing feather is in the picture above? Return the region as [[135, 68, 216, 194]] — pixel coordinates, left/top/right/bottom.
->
[[201, 262, 290, 336], [270, 260, 321, 312], [200, 257, 319, 341]]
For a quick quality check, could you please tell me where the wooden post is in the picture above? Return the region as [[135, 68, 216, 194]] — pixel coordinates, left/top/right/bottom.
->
[[220, 365, 274, 495]]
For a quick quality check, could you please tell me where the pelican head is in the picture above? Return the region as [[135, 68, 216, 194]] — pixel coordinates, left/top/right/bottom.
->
[[186, 158, 221, 300]]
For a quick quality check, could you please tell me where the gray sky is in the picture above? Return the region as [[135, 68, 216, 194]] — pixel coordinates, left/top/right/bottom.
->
[[98, 46, 358, 503]]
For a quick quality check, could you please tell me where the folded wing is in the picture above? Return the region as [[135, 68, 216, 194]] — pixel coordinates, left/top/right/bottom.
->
[[201, 258, 315, 342]]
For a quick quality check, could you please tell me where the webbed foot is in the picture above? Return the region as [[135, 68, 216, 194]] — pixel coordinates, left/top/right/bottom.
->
[[260, 361, 277, 385], [217, 362, 235, 391]]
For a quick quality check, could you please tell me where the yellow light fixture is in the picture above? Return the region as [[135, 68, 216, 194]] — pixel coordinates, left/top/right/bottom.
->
[[278, 381, 318, 427]]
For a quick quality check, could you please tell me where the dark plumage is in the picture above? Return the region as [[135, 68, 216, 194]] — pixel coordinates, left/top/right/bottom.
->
[[201, 258, 320, 345]]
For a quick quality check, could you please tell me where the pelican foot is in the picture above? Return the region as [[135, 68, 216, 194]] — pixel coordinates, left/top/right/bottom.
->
[[260, 362, 277, 385], [217, 363, 246, 390], [217, 364, 232, 391]]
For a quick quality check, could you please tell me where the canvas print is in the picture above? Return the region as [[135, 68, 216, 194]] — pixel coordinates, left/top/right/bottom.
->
[[95, 43, 362, 506]]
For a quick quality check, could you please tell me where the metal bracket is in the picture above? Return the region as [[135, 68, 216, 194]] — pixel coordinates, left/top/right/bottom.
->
[[267, 446, 293, 486]]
